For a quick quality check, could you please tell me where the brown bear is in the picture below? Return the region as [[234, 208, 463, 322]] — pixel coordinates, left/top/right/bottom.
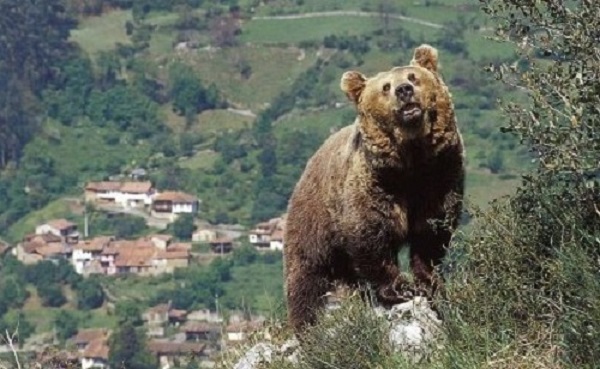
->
[[283, 44, 465, 334]]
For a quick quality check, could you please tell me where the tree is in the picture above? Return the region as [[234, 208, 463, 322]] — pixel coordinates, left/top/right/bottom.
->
[[0, 312, 34, 344], [37, 282, 66, 307], [109, 321, 157, 369], [76, 278, 105, 310], [115, 301, 143, 326], [171, 214, 195, 240], [437, 1, 600, 367], [54, 310, 78, 342]]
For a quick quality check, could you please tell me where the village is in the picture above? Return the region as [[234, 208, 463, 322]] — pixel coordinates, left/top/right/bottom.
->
[[13, 179, 286, 274], [6, 178, 286, 369]]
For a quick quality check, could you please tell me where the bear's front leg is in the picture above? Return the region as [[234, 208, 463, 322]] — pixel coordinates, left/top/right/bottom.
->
[[351, 252, 412, 306], [286, 265, 330, 335], [409, 230, 450, 295]]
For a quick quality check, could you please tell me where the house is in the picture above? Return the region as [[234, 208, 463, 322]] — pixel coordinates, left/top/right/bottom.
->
[[187, 309, 223, 324], [248, 215, 286, 250], [181, 321, 219, 342], [150, 234, 173, 250], [153, 249, 191, 273], [72, 328, 111, 367], [151, 191, 199, 221], [72, 329, 110, 352], [225, 321, 264, 343], [168, 309, 188, 326], [72, 236, 114, 275], [143, 303, 171, 337], [192, 228, 217, 243], [148, 341, 206, 369], [81, 338, 110, 369], [118, 181, 155, 207], [269, 229, 284, 251], [84, 181, 155, 208], [14, 233, 67, 264], [113, 241, 156, 276], [209, 237, 233, 253], [35, 219, 79, 243], [84, 181, 122, 203], [130, 167, 147, 180], [143, 303, 188, 337], [70, 236, 192, 277]]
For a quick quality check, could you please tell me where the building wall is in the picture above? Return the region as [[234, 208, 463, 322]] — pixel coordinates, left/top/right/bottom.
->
[[269, 240, 284, 251], [172, 202, 198, 214], [81, 358, 108, 369]]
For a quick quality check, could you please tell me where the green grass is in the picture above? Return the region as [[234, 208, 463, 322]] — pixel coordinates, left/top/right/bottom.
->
[[183, 46, 315, 110], [102, 275, 176, 302], [5, 198, 78, 243], [465, 170, 519, 208], [33, 118, 152, 180], [70, 10, 132, 57], [240, 16, 381, 44], [180, 150, 221, 170], [191, 109, 254, 133], [222, 261, 284, 314]]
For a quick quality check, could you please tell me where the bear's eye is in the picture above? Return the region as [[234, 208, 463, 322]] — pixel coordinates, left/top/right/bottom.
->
[[382, 83, 391, 93], [408, 73, 417, 83]]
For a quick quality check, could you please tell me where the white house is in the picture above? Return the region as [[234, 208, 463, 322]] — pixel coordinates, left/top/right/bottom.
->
[[116, 181, 154, 207], [249, 215, 286, 250], [35, 219, 79, 243], [84, 181, 155, 208], [151, 191, 199, 221], [72, 236, 113, 275], [269, 229, 284, 251]]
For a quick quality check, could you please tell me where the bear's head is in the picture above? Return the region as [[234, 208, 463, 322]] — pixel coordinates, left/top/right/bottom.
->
[[341, 44, 454, 143]]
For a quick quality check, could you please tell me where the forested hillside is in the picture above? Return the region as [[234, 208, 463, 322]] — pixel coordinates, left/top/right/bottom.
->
[[0, 0, 528, 240]]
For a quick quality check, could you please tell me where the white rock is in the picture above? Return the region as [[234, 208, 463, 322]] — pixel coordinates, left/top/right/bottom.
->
[[233, 343, 276, 369]]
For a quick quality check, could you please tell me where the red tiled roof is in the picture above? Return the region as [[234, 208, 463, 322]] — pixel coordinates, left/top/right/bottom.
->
[[35, 244, 66, 256], [154, 191, 198, 203], [155, 250, 190, 260], [82, 339, 109, 360], [114, 246, 155, 267], [45, 219, 76, 231], [25, 233, 62, 243], [169, 309, 188, 320], [74, 236, 113, 252], [270, 230, 284, 242], [120, 181, 153, 194], [168, 242, 192, 251], [21, 241, 43, 254], [85, 181, 122, 192]]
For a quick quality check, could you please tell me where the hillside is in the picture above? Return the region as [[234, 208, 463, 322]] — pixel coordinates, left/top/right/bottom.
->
[[0, 0, 526, 242]]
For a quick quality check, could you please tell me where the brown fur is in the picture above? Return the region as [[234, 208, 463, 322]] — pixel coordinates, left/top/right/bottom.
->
[[284, 45, 465, 334]]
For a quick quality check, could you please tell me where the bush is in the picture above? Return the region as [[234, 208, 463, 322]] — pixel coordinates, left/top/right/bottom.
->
[[432, 1, 600, 368]]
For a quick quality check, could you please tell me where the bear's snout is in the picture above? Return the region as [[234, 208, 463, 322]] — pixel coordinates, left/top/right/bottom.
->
[[395, 83, 414, 102]]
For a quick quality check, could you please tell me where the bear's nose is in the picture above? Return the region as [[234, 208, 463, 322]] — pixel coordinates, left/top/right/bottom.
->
[[395, 83, 414, 102]]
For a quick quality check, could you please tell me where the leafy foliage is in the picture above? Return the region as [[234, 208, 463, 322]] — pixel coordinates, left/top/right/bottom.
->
[[434, 1, 600, 368], [54, 310, 79, 342], [109, 320, 158, 369], [170, 214, 196, 240], [76, 278, 106, 310]]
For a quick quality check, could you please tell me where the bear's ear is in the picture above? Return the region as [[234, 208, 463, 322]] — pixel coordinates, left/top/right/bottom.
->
[[340, 71, 366, 104], [410, 44, 439, 73]]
